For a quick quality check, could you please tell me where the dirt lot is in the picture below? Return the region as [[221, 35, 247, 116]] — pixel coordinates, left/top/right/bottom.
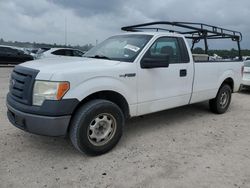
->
[[0, 67, 250, 188]]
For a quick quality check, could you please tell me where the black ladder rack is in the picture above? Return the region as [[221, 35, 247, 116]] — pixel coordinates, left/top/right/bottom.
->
[[121, 21, 242, 59]]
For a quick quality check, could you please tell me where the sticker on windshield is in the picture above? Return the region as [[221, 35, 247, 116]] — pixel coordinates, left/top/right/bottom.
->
[[124, 44, 140, 52]]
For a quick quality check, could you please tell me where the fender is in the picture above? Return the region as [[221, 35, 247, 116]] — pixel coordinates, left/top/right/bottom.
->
[[217, 69, 236, 91], [63, 76, 137, 115], [64, 76, 135, 102]]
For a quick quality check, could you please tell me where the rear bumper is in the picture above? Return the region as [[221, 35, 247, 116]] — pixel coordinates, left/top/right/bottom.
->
[[7, 103, 71, 136], [242, 71, 250, 86]]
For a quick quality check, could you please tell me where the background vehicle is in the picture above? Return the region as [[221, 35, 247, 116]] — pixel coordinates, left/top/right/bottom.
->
[[6, 22, 243, 155], [0, 45, 33, 65], [241, 60, 250, 89], [35, 48, 86, 59], [23, 48, 39, 59]]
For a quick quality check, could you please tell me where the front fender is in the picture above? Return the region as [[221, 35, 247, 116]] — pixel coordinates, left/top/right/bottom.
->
[[63, 76, 136, 105]]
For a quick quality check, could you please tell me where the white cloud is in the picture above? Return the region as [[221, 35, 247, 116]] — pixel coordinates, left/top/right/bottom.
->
[[0, 0, 250, 48]]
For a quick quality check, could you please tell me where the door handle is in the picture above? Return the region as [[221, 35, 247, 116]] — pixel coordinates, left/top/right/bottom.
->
[[180, 69, 187, 77]]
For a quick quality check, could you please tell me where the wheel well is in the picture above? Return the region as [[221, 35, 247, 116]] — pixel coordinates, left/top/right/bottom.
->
[[73, 91, 130, 119], [222, 78, 234, 91]]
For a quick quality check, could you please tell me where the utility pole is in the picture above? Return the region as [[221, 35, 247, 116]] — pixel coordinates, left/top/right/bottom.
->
[[65, 17, 67, 46]]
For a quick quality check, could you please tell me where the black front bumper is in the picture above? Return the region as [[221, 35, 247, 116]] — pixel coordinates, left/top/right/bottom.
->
[[7, 94, 79, 136], [7, 104, 71, 136], [7, 65, 80, 136]]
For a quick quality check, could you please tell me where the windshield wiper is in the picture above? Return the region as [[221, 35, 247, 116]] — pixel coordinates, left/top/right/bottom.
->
[[86, 55, 110, 60]]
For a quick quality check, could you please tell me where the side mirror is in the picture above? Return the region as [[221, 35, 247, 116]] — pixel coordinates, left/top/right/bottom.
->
[[141, 55, 169, 69]]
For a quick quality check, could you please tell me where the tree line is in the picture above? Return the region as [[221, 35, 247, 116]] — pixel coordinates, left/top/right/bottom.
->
[[192, 47, 250, 58], [0, 38, 94, 52], [1, 38, 250, 58]]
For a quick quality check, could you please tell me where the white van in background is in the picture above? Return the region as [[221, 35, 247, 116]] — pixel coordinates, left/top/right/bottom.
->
[[36, 48, 86, 59], [241, 60, 250, 89]]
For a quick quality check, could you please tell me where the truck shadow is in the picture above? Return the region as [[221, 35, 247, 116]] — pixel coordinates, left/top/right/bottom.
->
[[239, 89, 250, 95], [124, 102, 210, 138]]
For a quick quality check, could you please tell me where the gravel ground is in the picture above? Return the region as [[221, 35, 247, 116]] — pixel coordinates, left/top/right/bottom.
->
[[0, 67, 250, 188]]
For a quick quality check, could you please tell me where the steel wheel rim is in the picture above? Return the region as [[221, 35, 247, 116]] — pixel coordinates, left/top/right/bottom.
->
[[87, 113, 117, 146], [219, 91, 229, 108]]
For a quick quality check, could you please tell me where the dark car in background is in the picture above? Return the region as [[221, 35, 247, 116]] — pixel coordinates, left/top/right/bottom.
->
[[0, 45, 33, 65]]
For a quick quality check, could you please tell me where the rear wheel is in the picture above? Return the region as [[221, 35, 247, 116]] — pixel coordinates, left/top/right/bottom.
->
[[69, 99, 124, 155], [209, 84, 232, 114]]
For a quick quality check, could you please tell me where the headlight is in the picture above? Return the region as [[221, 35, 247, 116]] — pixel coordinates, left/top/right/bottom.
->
[[33, 81, 70, 106]]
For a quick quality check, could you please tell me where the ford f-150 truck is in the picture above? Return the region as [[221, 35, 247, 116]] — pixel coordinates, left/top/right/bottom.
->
[[7, 22, 244, 155]]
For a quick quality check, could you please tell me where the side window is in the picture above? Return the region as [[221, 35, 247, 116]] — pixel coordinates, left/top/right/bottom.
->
[[0, 47, 4, 55], [145, 37, 182, 64], [178, 38, 190, 63], [64, 50, 73, 56], [6, 48, 20, 56], [1, 47, 12, 55], [73, 50, 84, 57], [52, 49, 66, 56]]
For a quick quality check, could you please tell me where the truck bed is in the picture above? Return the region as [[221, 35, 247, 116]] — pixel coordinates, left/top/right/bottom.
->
[[190, 60, 243, 104]]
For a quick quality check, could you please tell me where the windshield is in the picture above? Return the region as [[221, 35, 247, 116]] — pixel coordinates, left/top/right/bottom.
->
[[244, 60, 250, 67], [84, 34, 153, 62]]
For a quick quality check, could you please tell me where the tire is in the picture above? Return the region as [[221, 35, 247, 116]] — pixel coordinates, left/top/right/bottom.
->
[[209, 84, 232, 114], [69, 99, 125, 155]]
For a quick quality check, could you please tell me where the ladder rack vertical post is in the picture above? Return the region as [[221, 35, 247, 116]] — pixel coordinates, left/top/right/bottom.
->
[[237, 40, 242, 60]]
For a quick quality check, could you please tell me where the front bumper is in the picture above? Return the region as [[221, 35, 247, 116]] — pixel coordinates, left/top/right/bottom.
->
[[6, 93, 79, 137], [7, 103, 71, 136], [7, 66, 79, 136]]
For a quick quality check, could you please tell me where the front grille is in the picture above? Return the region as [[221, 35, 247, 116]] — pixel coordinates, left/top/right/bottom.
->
[[9, 66, 39, 105]]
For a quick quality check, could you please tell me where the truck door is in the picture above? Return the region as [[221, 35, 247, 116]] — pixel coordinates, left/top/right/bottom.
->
[[137, 36, 194, 115]]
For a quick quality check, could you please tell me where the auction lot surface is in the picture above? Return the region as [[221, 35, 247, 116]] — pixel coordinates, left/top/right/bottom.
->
[[0, 67, 250, 188]]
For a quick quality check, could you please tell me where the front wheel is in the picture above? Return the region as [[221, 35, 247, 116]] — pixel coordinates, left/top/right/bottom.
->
[[209, 84, 232, 114], [69, 99, 124, 155]]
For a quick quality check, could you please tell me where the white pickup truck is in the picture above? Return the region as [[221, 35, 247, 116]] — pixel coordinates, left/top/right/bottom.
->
[[7, 22, 243, 155]]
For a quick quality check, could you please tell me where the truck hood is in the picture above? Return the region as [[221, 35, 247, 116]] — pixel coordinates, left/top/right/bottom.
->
[[21, 56, 121, 73]]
